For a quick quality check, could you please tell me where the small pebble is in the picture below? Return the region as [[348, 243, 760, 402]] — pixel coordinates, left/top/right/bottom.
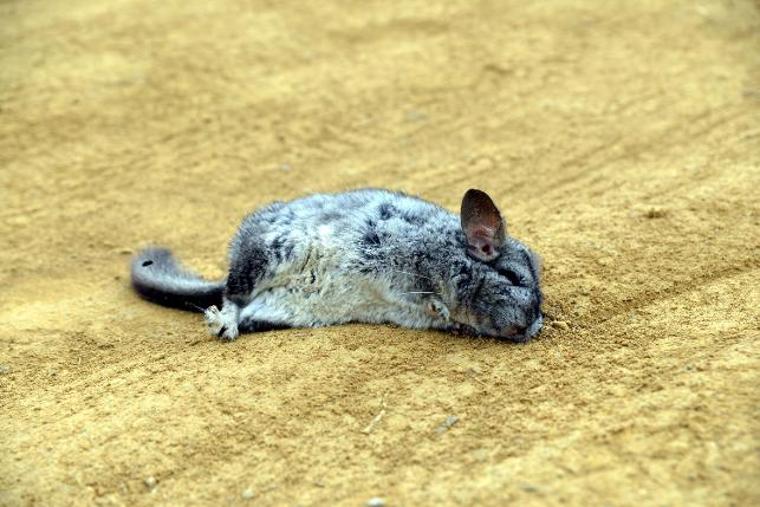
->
[[144, 476, 157, 490], [436, 415, 459, 434], [0, 364, 11, 375], [241, 488, 255, 500], [366, 497, 386, 507], [553, 321, 570, 330], [644, 207, 667, 219]]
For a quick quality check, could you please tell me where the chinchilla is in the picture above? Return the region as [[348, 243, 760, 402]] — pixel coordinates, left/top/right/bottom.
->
[[131, 188, 543, 342]]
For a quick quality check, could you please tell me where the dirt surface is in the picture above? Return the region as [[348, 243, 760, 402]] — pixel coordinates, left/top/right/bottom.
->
[[2, 0, 760, 505]]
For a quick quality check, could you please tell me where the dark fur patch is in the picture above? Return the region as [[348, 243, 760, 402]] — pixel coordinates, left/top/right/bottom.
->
[[362, 230, 381, 247], [400, 212, 425, 225], [455, 273, 471, 293], [358, 265, 377, 274], [238, 318, 291, 333], [321, 211, 343, 222], [361, 218, 383, 252], [282, 243, 294, 260], [226, 244, 268, 302], [378, 203, 397, 220], [270, 235, 292, 262]]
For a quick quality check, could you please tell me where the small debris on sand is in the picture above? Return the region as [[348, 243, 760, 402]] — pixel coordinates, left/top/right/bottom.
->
[[366, 497, 386, 507], [362, 409, 386, 434], [436, 415, 459, 434], [552, 321, 570, 331], [241, 488, 255, 500], [144, 476, 157, 490], [644, 207, 667, 219], [0, 364, 11, 375], [362, 396, 388, 434]]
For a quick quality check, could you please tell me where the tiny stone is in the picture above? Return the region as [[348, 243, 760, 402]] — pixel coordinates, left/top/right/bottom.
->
[[241, 488, 255, 500], [0, 364, 11, 375], [644, 207, 667, 219], [436, 415, 459, 434], [366, 497, 386, 507], [279, 163, 292, 172], [144, 476, 157, 490], [553, 321, 570, 330]]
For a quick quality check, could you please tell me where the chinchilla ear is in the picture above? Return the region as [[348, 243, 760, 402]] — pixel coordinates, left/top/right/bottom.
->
[[460, 189, 506, 262]]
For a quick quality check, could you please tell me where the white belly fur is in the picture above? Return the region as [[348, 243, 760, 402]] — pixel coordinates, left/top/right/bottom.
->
[[239, 239, 444, 329]]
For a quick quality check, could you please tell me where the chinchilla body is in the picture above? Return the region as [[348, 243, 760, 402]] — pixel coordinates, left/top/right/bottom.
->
[[131, 188, 544, 342]]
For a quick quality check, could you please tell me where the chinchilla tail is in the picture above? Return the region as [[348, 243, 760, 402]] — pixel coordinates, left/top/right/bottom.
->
[[130, 247, 225, 312]]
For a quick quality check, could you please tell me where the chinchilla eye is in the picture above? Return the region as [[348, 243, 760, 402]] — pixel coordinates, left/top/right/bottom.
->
[[499, 269, 521, 286]]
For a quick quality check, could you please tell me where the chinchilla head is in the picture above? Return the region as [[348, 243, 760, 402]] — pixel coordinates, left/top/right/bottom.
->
[[441, 189, 544, 342]]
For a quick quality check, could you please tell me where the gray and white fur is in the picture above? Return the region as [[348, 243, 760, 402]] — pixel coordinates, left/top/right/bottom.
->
[[131, 188, 544, 342]]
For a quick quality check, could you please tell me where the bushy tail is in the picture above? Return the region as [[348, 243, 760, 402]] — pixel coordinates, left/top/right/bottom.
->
[[130, 247, 225, 312]]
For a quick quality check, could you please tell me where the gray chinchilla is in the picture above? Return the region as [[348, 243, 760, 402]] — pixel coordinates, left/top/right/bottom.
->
[[131, 188, 544, 342]]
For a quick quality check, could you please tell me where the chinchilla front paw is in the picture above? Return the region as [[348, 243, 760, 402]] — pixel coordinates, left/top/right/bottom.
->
[[427, 299, 450, 321], [204, 305, 239, 341]]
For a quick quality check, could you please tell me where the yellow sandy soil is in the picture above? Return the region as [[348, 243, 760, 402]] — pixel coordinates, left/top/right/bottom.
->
[[2, 1, 759, 505]]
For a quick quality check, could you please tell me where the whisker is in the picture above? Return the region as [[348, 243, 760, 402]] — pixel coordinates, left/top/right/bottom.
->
[[185, 302, 207, 312], [403, 291, 437, 295]]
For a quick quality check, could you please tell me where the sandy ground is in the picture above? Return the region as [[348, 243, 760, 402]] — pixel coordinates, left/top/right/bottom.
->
[[2, 0, 760, 505]]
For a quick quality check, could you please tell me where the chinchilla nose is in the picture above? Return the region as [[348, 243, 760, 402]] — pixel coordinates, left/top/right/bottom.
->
[[533, 300, 542, 320], [502, 325, 527, 338]]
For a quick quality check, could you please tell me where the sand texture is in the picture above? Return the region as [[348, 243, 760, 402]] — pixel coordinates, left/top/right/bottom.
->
[[2, 0, 759, 505]]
